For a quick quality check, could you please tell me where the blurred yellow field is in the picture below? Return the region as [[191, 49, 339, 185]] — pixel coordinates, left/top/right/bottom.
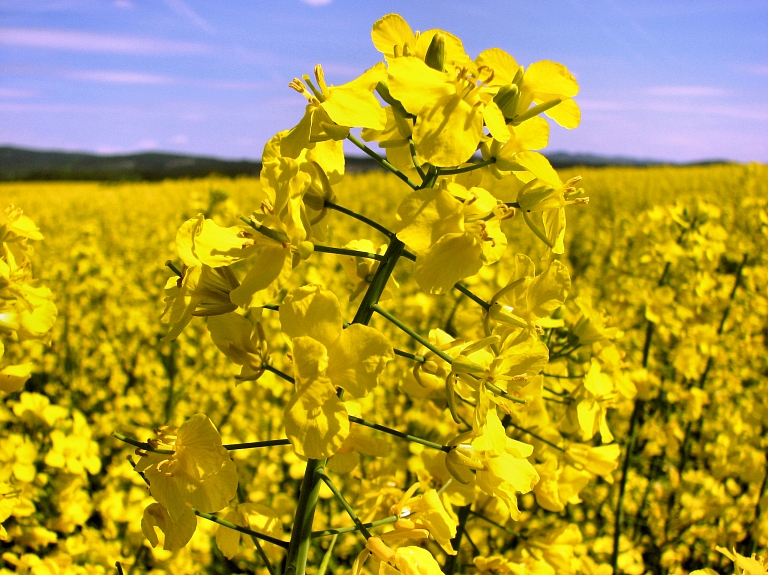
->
[[0, 163, 766, 574]]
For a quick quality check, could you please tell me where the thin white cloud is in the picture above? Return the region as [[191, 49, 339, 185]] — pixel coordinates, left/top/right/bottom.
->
[[580, 99, 768, 121], [300, 0, 333, 5], [113, 0, 134, 8], [645, 86, 729, 97], [744, 65, 768, 76], [0, 27, 210, 55], [61, 69, 178, 84], [0, 87, 37, 98], [162, 0, 215, 34]]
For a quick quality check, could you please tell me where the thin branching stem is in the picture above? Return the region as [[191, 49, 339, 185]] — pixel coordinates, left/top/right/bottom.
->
[[346, 133, 419, 189], [316, 470, 372, 539]]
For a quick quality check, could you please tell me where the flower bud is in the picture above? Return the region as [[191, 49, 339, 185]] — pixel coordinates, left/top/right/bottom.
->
[[424, 33, 446, 72], [493, 84, 520, 119], [297, 241, 315, 260]]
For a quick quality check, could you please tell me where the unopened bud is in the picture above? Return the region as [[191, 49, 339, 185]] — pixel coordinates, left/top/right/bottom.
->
[[424, 33, 446, 72], [297, 241, 315, 260], [494, 84, 520, 119]]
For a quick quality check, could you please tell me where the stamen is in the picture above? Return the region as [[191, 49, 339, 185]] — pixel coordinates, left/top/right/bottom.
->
[[314, 64, 328, 94]]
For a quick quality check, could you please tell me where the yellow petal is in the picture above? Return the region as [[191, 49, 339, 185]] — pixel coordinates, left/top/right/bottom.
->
[[414, 233, 483, 295], [513, 151, 561, 188], [230, 246, 292, 309], [285, 375, 349, 460], [326, 324, 394, 397], [544, 97, 580, 129], [0, 363, 31, 393], [324, 64, 387, 129], [475, 48, 521, 86], [371, 13, 417, 59], [388, 57, 451, 117], [413, 93, 484, 167], [524, 60, 579, 98], [279, 285, 343, 346], [142, 503, 197, 552], [396, 186, 464, 254]]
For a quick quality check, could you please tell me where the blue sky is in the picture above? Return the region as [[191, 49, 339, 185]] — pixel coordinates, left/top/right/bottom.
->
[[1, 0, 767, 162]]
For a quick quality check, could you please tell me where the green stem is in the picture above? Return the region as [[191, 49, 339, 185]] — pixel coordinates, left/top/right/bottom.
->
[[506, 420, 565, 452], [311, 515, 398, 538], [313, 245, 386, 261], [113, 433, 174, 455], [251, 537, 277, 575], [316, 470, 372, 539], [438, 157, 496, 175], [285, 232, 406, 575], [484, 382, 526, 405], [353, 240, 405, 325], [265, 364, 295, 384], [263, 303, 280, 311], [225, 439, 291, 450], [325, 200, 395, 239], [468, 510, 516, 536], [316, 534, 338, 575], [349, 415, 450, 452], [195, 510, 289, 548], [453, 283, 490, 310], [285, 459, 326, 575], [372, 303, 454, 364], [394, 348, 425, 363], [240, 216, 290, 244], [611, 257, 677, 574], [409, 138, 427, 180], [165, 260, 183, 277], [443, 505, 471, 575], [346, 133, 418, 189]]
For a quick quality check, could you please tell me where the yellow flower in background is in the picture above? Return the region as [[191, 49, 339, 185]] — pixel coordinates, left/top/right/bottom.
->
[[135, 414, 238, 521], [574, 359, 616, 443]]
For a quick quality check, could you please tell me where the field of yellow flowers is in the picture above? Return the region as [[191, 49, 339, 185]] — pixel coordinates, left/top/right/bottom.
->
[[0, 162, 766, 574]]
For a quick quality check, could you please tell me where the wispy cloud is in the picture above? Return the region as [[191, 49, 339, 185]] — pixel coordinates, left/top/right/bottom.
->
[[61, 69, 178, 84], [0, 87, 37, 98], [162, 0, 214, 34], [0, 27, 210, 55], [744, 64, 768, 76], [580, 99, 768, 121], [644, 86, 729, 97], [300, 0, 333, 5]]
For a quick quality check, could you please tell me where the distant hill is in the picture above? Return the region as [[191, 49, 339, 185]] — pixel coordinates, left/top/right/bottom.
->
[[0, 146, 731, 181]]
